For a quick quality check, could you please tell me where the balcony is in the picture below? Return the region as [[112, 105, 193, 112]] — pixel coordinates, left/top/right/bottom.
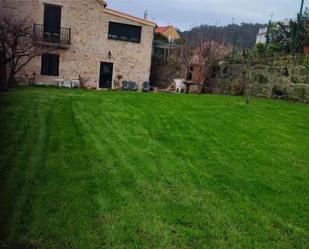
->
[[33, 24, 71, 48]]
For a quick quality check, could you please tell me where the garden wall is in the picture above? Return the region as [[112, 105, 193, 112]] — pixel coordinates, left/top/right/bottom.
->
[[208, 55, 309, 102]]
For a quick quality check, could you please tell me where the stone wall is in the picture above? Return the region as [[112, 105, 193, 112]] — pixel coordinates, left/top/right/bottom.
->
[[0, 0, 154, 90], [208, 55, 309, 102]]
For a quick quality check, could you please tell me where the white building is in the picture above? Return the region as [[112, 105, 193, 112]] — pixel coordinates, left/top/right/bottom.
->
[[256, 28, 268, 44]]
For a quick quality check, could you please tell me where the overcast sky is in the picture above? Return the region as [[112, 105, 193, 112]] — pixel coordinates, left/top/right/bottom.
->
[[108, 0, 307, 31]]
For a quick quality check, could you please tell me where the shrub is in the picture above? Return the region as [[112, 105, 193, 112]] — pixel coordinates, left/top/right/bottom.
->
[[256, 43, 265, 56], [78, 74, 89, 88], [302, 56, 309, 68], [231, 80, 245, 95], [154, 32, 169, 43]]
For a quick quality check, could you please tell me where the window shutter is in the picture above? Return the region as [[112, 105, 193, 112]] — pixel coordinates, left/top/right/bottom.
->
[[50, 54, 59, 76], [41, 53, 59, 76], [41, 54, 50, 75]]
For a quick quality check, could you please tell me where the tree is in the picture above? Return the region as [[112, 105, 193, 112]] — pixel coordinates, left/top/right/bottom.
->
[[182, 28, 229, 93], [180, 23, 265, 50], [0, 18, 51, 90], [299, 8, 309, 49], [154, 32, 169, 43], [267, 20, 296, 53], [165, 46, 183, 83], [267, 8, 309, 54]]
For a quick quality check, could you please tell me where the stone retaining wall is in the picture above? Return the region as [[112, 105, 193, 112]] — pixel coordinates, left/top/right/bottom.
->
[[208, 56, 309, 102]]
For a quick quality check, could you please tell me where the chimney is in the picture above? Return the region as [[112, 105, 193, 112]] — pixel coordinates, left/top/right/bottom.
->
[[144, 10, 148, 20]]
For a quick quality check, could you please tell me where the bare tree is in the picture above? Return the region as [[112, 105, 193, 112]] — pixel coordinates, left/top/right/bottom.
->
[[181, 28, 203, 77], [244, 73, 252, 104], [166, 45, 184, 84], [0, 18, 51, 90], [181, 28, 205, 93], [182, 28, 229, 93], [151, 40, 185, 89]]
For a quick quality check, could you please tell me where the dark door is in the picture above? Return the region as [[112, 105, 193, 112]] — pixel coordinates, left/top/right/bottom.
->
[[99, 62, 113, 89], [44, 4, 61, 43]]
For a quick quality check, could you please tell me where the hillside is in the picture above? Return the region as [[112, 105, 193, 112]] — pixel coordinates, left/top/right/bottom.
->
[[180, 23, 266, 49]]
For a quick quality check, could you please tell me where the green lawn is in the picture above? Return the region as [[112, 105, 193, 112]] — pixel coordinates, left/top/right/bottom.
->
[[0, 87, 308, 249]]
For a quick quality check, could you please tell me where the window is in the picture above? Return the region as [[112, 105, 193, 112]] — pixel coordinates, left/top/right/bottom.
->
[[41, 53, 59, 76], [108, 22, 142, 43]]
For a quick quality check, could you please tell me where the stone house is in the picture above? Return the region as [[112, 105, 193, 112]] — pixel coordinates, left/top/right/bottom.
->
[[256, 28, 267, 45], [0, 0, 156, 89]]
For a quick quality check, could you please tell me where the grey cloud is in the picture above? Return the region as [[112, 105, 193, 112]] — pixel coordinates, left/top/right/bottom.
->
[[108, 0, 306, 30]]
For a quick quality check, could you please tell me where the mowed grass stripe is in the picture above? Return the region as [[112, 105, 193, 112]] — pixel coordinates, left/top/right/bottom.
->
[[0, 87, 308, 249]]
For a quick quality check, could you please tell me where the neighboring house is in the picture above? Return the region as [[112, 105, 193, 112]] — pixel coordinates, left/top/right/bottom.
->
[[155, 25, 180, 42], [256, 28, 268, 44], [0, 0, 156, 89]]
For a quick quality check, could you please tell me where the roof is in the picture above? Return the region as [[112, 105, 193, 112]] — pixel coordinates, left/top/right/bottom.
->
[[103, 8, 156, 27], [155, 26, 170, 34], [257, 32, 267, 36], [97, 0, 107, 7]]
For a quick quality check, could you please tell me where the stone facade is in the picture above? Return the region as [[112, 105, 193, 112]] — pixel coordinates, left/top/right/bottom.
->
[[0, 0, 155, 89]]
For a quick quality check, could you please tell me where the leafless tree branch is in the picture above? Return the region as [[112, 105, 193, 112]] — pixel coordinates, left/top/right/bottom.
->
[[0, 17, 53, 90]]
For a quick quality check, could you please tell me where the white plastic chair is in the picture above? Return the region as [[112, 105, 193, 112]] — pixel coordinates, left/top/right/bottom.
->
[[174, 79, 186, 93], [71, 80, 80, 88], [62, 79, 72, 88]]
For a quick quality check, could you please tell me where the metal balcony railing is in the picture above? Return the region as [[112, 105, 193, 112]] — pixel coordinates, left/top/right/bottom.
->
[[33, 23, 71, 48]]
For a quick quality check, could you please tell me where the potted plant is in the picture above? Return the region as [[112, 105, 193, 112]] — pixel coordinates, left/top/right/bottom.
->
[[114, 74, 123, 90]]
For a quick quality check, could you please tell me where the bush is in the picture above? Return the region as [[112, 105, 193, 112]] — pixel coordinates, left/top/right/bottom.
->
[[154, 32, 169, 43], [256, 43, 265, 56], [302, 56, 309, 68], [231, 80, 245, 95], [268, 43, 282, 54]]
